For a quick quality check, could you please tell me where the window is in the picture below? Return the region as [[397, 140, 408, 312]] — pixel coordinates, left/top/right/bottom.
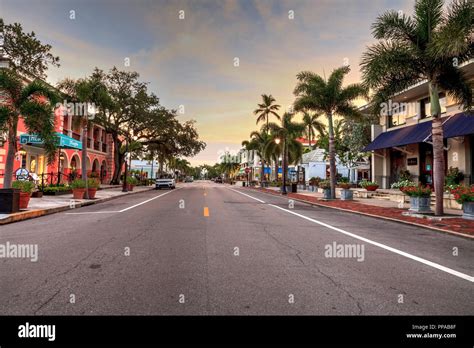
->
[[388, 103, 407, 128], [420, 93, 446, 119]]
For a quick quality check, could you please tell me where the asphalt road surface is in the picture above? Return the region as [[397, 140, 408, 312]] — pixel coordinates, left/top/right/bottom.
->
[[0, 181, 473, 315]]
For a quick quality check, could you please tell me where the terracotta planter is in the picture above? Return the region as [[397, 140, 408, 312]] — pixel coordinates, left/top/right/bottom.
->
[[128, 184, 135, 191], [365, 185, 379, 191], [72, 188, 86, 199], [18, 192, 31, 209], [88, 188, 98, 199]]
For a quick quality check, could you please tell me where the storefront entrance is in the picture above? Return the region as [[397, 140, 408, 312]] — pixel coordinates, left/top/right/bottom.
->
[[419, 142, 433, 186]]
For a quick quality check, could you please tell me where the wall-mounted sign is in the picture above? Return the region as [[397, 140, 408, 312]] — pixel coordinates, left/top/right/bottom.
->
[[407, 158, 418, 166]]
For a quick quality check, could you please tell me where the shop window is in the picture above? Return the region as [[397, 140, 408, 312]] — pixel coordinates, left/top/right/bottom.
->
[[30, 156, 37, 173], [420, 93, 446, 119]]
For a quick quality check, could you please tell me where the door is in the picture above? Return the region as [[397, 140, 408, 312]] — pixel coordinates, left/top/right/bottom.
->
[[419, 142, 433, 187]]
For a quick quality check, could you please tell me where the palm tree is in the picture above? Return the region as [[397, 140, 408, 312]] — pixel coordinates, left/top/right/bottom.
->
[[266, 112, 306, 193], [0, 69, 59, 188], [360, 0, 473, 215], [302, 111, 325, 149], [253, 94, 281, 183], [242, 129, 270, 186], [57, 77, 109, 197], [294, 66, 367, 199]]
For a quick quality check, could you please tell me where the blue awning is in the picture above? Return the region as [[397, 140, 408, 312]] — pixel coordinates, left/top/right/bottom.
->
[[364, 112, 474, 151], [20, 132, 82, 150]]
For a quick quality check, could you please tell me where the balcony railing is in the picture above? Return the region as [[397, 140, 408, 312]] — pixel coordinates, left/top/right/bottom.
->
[[72, 132, 81, 141]]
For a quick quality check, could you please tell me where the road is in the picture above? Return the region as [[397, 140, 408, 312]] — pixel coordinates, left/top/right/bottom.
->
[[0, 181, 473, 315]]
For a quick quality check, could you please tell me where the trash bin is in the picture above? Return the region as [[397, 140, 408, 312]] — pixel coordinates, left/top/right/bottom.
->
[[0, 188, 20, 213], [242, 182, 246, 187], [291, 183, 297, 193]]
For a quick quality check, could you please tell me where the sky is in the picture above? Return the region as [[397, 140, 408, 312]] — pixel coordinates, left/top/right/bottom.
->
[[1, 0, 413, 165]]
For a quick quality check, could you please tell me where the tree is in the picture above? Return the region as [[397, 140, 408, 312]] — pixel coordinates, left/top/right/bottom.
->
[[294, 66, 367, 198], [0, 19, 60, 79], [360, 0, 473, 215], [302, 111, 324, 149], [242, 129, 271, 186], [57, 76, 110, 196], [0, 69, 59, 188], [265, 112, 305, 192], [253, 94, 281, 183]]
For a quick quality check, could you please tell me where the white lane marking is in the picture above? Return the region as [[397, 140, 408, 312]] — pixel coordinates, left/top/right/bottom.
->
[[228, 188, 266, 203], [268, 204, 474, 283], [66, 211, 118, 215], [119, 187, 182, 212]]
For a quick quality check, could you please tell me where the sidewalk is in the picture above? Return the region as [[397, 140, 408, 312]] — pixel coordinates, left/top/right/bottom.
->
[[249, 186, 474, 238], [0, 186, 155, 225]]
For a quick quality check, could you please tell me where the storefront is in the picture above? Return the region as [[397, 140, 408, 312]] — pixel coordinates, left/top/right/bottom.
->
[[365, 112, 474, 188]]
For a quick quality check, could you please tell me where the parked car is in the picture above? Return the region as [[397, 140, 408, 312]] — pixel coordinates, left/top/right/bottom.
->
[[155, 176, 176, 189], [215, 177, 223, 183], [185, 176, 194, 183]]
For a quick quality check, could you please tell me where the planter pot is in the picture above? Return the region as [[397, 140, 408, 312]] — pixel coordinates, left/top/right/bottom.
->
[[322, 188, 332, 199], [43, 190, 73, 196], [128, 184, 135, 191], [18, 192, 31, 209], [409, 196, 432, 214], [88, 188, 98, 199], [365, 185, 379, 192], [72, 188, 86, 200], [340, 189, 353, 201], [0, 188, 21, 213], [462, 201, 474, 220], [32, 191, 43, 198]]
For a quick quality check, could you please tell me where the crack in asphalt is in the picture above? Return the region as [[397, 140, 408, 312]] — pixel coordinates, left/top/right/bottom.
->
[[33, 288, 61, 314], [263, 225, 306, 266]]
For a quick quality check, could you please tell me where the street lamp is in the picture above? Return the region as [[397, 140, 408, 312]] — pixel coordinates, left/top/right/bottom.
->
[[275, 137, 287, 195], [0, 132, 6, 147]]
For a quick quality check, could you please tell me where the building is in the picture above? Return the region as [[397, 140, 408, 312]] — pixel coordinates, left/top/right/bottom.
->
[[364, 60, 474, 189], [0, 59, 116, 188], [299, 148, 350, 182]]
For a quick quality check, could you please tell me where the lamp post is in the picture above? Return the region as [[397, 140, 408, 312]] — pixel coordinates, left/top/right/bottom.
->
[[122, 137, 129, 193], [275, 137, 287, 195]]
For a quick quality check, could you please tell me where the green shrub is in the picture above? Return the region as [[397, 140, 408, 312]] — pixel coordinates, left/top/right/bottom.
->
[[445, 167, 464, 186], [360, 180, 378, 189], [127, 176, 139, 185], [391, 180, 416, 190], [12, 180, 35, 193], [309, 177, 321, 186], [87, 178, 100, 189], [319, 180, 331, 189], [399, 169, 411, 181], [71, 179, 86, 189]]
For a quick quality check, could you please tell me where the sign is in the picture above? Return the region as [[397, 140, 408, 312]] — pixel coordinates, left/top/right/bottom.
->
[[15, 168, 29, 181], [245, 167, 251, 174], [19, 133, 82, 150], [407, 158, 418, 166]]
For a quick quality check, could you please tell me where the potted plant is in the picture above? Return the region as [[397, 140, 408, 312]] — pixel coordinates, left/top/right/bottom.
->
[[87, 178, 100, 199], [400, 185, 433, 214], [308, 177, 320, 192], [450, 185, 474, 220], [338, 181, 353, 200], [319, 180, 331, 199], [12, 180, 35, 209], [127, 176, 138, 191], [360, 180, 379, 191], [71, 179, 86, 199]]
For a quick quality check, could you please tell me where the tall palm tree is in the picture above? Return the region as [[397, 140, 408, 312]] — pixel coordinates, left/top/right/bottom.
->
[[0, 69, 59, 188], [302, 111, 325, 149], [57, 77, 109, 197], [253, 94, 281, 183], [294, 66, 367, 199], [242, 129, 271, 186], [361, 0, 473, 215], [266, 112, 306, 193], [253, 94, 281, 130]]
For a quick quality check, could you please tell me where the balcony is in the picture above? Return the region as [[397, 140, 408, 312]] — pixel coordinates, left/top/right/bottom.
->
[[72, 132, 81, 141], [87, 138, 92, 149], [94, 141, 100, 151], [102, 143, 107, 153]]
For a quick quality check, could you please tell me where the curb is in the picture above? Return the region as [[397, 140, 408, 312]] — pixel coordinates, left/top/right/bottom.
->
[[0, 187, 155, 226], [249, 187, 474, 240]]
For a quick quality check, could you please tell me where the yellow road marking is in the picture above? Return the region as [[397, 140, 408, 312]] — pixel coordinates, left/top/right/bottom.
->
[[203, 207, 210, 217]]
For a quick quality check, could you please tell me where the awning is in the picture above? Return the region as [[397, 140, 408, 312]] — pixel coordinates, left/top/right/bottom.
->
[[364, 112, 474, 151], [20, 132, 82, 150]]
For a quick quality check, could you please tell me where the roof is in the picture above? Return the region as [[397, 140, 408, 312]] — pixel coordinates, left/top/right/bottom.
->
[[301, 148, 326, 163], [364, 112, 474, 151]]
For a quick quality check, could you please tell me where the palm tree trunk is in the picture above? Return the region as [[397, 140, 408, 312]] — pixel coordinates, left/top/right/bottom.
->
[[81, 122, 89, 199], [282, 139, 288, 194], [327, 112, 337, 199], [429, 82, 444, 216], [3, 118, 18, 189], [274, 156, 279, 182], [110, 134, 122, 184], [260, 159, 265, 186]]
